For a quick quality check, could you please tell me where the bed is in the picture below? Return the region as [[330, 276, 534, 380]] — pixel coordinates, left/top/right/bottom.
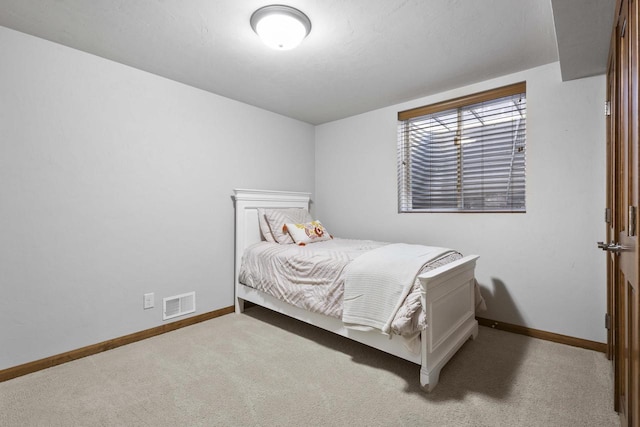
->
[[233, 188, 480, 391]]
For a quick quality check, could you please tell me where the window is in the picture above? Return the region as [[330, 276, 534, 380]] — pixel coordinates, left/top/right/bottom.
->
[[397, 82, 526, 213]]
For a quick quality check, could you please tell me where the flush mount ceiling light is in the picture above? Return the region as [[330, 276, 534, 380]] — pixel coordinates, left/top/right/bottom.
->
[[250, 5, 311, 50]]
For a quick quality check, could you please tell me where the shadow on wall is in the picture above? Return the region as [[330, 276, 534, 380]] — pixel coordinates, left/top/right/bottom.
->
[[243, 278, 529, 401], [478, 278, 526, 327]]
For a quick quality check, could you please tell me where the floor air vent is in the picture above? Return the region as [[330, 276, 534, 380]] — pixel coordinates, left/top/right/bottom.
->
[[163, 291, 196, 320]]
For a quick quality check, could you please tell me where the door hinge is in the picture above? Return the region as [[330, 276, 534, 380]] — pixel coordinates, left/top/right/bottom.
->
[[605, 100, 611, 116], [605, 313, 611, 330], [605, 207, 612, 224], [629, 206, 637, 237]]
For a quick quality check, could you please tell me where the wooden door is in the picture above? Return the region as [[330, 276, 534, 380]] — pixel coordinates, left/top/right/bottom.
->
[[607, 23, 618, 365], [607, 0, 640, 425]]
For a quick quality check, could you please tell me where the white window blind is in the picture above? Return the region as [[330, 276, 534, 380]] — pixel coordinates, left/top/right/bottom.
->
[[397, 82, 526, 213]]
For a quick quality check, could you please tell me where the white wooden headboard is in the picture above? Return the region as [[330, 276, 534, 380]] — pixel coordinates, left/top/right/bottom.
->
[[232, 189, 311, 290]]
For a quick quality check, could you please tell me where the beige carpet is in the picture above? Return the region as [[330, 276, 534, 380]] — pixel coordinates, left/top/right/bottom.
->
[[1, 306, 619, 427]]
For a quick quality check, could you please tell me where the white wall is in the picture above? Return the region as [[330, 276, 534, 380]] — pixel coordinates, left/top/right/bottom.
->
[[0, 24, 606, 371], [315, 62, 607, 343], [0, 26, 315, 370]]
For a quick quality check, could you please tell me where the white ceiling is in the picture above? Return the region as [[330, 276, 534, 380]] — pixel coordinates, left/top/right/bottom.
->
[[0, 0, 614, 125]]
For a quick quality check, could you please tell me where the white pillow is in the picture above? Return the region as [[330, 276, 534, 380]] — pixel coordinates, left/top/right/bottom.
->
[[257, 208, 276, 242], [284, 220, 332, 245], [263, 208, 313, 244]]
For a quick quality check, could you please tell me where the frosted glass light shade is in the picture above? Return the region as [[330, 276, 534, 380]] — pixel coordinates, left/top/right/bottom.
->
[[250, 5, 311, 50]]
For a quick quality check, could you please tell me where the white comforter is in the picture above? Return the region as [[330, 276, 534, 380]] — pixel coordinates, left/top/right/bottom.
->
[[237, 238, 463, 339], [342, 244, 454, 334]]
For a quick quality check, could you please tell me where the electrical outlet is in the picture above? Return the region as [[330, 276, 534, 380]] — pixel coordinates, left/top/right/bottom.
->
[[143, 293, 154, 309]]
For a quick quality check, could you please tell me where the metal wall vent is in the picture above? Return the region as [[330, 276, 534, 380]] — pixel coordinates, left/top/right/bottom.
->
[[163, 291, 195, 321]]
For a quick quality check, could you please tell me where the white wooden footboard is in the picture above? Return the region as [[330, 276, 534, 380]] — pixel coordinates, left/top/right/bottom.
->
[[233, 189, 479, 392], [418, 255, 479, 391]]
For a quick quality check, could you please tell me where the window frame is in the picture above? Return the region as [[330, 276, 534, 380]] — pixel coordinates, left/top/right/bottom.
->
[[397, 82, 526, 213]]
